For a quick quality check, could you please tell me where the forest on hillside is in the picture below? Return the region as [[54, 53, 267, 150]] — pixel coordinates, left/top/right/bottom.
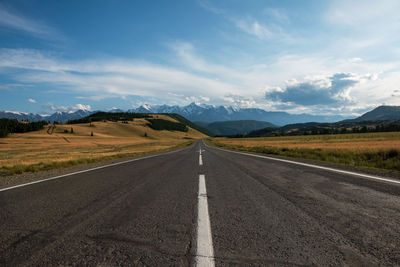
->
[[67, 112, 151, 124], [0, 118, 48, 138]]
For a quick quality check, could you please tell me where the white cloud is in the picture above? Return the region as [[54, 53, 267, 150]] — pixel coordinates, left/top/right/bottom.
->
[[266, 73, 361, 106], [76, 95, 115, 101], [44, 103, 91, 112], [28, 98, 36, 103], [0, 48, 240, 101], [197, 1, 289, 43], [1, 46, 398, 115], [223, 94, 257, 108], [0, 83, 26, 90], [263, 8, 289, 23], [0, 4, 61, 39], [325, 0, 399, 28], [234, 19, 272, 40], [200, 96, 210, 102], [197, 0, 226, 15], [324, 0, 400, 57]]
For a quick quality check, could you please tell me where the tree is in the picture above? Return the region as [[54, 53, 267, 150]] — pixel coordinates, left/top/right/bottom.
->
[[70, 127, 74, 134], [91, 131, 94, 136]]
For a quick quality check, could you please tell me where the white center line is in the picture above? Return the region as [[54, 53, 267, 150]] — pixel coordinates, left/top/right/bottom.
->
[[195, 174, 215, 267], [199, 154, 203, 166]]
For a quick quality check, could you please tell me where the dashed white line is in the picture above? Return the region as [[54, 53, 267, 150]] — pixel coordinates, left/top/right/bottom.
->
[[199, 154, 203, 166], [195, 174, 215, 267]]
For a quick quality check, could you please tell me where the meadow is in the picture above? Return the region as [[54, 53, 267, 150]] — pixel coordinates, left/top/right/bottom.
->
[[0, 115, 206, 176], [209, 132, 400, 171]]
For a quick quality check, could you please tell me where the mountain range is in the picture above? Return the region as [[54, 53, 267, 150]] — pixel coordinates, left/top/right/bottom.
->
[[345, 106, 400, 122], [1, 104, 400, 131], [245, 106, 400, 137], [0, 110, 92, 124], [127, 103, 350, 125]]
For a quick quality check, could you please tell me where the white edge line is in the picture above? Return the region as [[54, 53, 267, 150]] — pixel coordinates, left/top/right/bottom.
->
[[195, 174, 215, 267], [203, 140, 400, 185], [0, 145, 193, 193]]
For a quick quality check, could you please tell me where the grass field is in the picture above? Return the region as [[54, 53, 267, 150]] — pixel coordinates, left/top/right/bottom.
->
[[209, 132, 400, 171], [0, 114, 206, 176]]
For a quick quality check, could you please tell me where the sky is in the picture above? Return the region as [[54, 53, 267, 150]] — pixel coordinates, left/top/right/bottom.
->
[[0, 0, 400, 115]]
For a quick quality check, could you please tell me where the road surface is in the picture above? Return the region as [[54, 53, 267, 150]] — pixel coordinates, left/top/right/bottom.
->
[[1, 140, 400, 266]]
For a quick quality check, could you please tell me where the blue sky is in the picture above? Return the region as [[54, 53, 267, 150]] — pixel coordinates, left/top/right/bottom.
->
[[0, 0, 399, 115]]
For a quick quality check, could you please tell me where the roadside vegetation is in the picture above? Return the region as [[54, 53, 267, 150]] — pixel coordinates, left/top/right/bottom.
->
[[0, 141, 193, 176], [208, 132, 400, 171]]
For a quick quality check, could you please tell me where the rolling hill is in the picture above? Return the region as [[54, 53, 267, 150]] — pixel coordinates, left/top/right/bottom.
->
[[197, 120, 276, 136], [0, 114, 207, 175], [348, 106, 400, 122]]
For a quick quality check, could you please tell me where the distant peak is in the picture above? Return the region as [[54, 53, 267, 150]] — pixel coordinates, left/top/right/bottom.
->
[[4, 110, 28, 115], [140, 104, 152, 110]]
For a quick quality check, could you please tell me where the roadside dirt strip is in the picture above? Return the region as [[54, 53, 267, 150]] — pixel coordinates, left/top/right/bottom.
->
[[1, 140, 400, 265]]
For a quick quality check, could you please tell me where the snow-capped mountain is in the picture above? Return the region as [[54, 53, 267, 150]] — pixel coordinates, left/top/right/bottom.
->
[[129, 102, 351, 125], [0, 110, 93, 123], [0, 102, 351, 125], [0, 111, 44, 122]]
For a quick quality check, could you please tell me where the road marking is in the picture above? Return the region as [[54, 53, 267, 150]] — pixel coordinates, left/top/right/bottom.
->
[[199, 154, 203, 166], [205, 142, 400, 185], [195, 174, 215, 267], [0, 146, 192, 193]]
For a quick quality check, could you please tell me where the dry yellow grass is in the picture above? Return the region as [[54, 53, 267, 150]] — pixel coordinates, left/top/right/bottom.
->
[[0, 114, 206, 172], [210, 132, 400, 171], [215, 132, 400, 151]]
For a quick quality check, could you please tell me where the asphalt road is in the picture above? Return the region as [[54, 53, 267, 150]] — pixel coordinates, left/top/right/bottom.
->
[[1, 140, 400, 266]]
